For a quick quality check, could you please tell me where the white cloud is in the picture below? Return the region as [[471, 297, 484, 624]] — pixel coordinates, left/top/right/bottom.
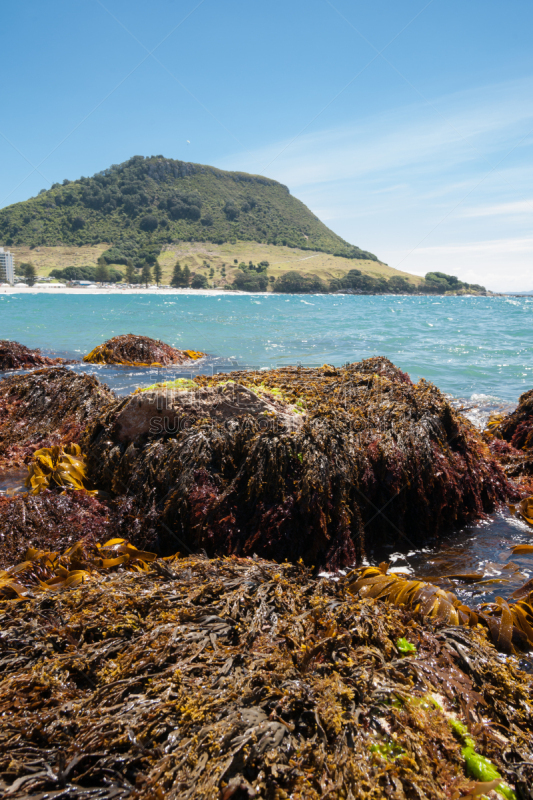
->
[[462, 199, 533, 217], [219, 75, 533, 291]]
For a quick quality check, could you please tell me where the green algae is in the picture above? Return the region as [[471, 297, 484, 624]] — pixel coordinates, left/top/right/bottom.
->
[[369, 741, 405, 761], [449, 718, 516, 800], [396, 636, 417, 655], [137, 377, 197, 393]]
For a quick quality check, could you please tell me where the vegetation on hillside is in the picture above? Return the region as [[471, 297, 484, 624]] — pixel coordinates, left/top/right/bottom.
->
[[0, 156, 377, 272], [266, 268, 487, 295]]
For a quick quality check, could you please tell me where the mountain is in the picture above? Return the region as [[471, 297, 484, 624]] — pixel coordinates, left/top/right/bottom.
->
[[0, 156, 377, 267]]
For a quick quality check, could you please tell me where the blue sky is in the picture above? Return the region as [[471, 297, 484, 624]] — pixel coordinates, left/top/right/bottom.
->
[[2, 0, 533, 290]]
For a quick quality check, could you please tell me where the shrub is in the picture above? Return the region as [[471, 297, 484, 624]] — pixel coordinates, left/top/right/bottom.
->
[[232, 272, 268, 291], [273, 271, 327, 293], [140, 215, 158, 232], [191, 274, 208, 289]]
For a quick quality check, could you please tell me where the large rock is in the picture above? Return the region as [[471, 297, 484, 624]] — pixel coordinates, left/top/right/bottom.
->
[[0, 339, 74, 370], [84, 358, 513, 568], [107, 381, 303, 444], [488, 388, 533, 481], [0, 368, 115, 471], [83, 334, 204, 366]]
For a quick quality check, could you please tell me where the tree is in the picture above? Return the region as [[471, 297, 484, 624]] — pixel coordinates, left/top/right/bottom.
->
[[232, 273, 268, 292], [388, 276, 415, 294], [71, 216, 85, 231], [191, 274, 208, 289], [171, 262, 183, 287], [126, 261, 136, 284], [22, 263, 37, 286], [141, 264, 152, 287], [140, 215, 158, 232], [273, 271, 327, 294], [95, 262, 110, 283], [182, 265, 191, 287], [154, 262, 163, 285]]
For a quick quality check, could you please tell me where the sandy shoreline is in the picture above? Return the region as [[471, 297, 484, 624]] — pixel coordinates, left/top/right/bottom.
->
[[0, 286, 235, 296]]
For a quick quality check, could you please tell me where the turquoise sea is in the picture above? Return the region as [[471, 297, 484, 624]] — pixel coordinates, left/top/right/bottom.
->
[[1, 292, 532, 403]]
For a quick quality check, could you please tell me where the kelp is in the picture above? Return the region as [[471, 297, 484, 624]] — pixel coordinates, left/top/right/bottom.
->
[[0, 538, 156, 599], [83, 334, 204, 366], [0, 367, 115, 471], [84, 357, 515, 568], [509, 495, 533, 527], [0, 339, 75, 370], [24, 443, 93, 494], [345, 564, 533, 654], [0, 554, 531, 799]]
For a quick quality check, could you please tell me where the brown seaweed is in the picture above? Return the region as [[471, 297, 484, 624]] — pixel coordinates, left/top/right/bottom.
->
[[488, 391, 533, 483], [0, 490, 157, 571], [0, 339, 76, 370], [0, 553, 531, 799], [83, 334, 204, 366], [83, 357, 516, 568], [0, 367, 115, 471]]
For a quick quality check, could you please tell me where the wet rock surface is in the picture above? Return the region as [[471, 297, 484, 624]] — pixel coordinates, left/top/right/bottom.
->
[[84, 357, 514, 568]]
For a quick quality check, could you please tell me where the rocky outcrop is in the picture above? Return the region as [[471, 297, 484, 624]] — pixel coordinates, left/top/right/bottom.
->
[[0, 340, 74, 370], [0, 368, 115, 471], [84, 357, 514, 568], [83, 334, 204, 366]]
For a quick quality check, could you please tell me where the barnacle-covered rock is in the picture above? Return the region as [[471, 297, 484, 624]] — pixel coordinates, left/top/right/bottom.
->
[[111, 380, 302, 443], [84, 357, 513, 568], [0, 367, 115, 471], [0, 339, 74, 370], [83, 334, 204, 366]]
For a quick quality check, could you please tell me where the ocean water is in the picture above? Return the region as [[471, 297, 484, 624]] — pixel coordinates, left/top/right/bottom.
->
[[2, 291, 533, 602], [1, 292, 532, 403]]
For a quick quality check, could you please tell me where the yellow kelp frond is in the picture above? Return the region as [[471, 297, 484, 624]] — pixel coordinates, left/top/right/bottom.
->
[[345, 565, 533, 653], [0, 538, 158, 600], [24, 444, 93, 494]]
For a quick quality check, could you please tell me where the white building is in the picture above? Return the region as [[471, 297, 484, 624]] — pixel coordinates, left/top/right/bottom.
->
[[0, 247, 15, 285]]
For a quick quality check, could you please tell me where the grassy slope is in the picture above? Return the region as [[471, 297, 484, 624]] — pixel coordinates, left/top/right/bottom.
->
[[10, 241, 422, 287], [0, 156, 374, 260]]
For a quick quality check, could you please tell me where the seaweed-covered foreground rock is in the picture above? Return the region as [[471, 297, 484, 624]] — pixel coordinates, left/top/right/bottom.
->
[[0, 367, 115, 470], [0, 339, 74, 370], [0, 490, 156, 569], [85, 357, 513, 567], [83, 334, 204, 366], [0, 555, 531, 800]]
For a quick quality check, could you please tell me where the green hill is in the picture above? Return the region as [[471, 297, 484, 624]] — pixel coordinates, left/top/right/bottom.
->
[[0, 156, 377, 266]]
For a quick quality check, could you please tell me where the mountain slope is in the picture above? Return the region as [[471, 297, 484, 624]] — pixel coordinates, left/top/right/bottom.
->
[[0, 156, 377, 262]]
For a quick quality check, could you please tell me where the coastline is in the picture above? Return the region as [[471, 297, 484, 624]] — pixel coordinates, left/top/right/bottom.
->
[[0, 285, 506, 296]]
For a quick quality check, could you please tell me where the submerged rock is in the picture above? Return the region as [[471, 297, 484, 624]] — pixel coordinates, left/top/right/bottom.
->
[[84, 357, 513, 568], [83, 334, 204, 366], [0, 339, 74, 370], [0, 367, 115, 471]]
